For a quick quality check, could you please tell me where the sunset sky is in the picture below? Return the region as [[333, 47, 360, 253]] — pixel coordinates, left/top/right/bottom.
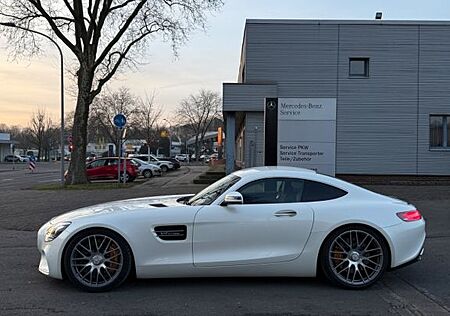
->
[[1, 0, 450, 127]]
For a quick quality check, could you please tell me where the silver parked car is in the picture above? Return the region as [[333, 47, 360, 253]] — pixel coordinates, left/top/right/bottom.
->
[[131, 158, 162, 178]]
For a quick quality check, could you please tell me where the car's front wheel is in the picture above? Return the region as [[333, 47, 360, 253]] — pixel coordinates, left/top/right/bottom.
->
[[143, 169, 153, 178], [160, 165, 168, 173], [63, 228, 132, 292], [119, 172, 130, 183], [320, 225, 389, 289]]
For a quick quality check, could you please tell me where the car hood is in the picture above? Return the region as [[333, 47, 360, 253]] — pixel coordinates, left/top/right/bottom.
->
[[49, 194, 194, 224]]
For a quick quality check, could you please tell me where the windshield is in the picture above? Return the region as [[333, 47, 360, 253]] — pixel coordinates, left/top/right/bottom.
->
[[133, 158, 147, 165], [187, 174, 241, 206]]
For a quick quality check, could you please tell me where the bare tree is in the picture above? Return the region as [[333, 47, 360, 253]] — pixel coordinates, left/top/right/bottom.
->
[[0, 0, 223, 184], [29, 108, 54, 161], [176, 89, 221, 160], [90, 87, 140, 155], [132, 92, 162, 158]]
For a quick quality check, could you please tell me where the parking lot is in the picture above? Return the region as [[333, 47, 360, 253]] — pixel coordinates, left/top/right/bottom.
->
[[0, 163, 449, 315]]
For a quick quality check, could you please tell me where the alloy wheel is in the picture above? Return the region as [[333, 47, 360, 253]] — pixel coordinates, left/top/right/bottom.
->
[[328, 229, 384, 286], [119, 173, 129, 182], [69, 234, 123, 288]]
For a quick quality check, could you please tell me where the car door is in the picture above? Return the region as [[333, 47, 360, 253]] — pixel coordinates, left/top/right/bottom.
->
[[104, 158, 119, 179], [86, 159, 107, 180], [193, 177, 314, 267]]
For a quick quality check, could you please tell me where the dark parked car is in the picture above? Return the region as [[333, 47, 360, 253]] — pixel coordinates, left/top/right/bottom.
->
[[86, 157, 138, 182], [4, 155, 19, 162]]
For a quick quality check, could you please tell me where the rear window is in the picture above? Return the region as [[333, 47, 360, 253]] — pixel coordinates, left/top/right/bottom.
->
[[301, 180, 347, 202]]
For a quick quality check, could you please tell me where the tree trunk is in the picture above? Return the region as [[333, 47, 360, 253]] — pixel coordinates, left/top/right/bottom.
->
[[66, 65, 95, 184]]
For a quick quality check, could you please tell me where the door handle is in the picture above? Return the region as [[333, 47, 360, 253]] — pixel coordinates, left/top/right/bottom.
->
[[274, 210, 297, 217]]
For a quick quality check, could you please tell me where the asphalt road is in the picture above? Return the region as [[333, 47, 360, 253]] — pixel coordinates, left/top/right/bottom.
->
[[0, 164, 449, 315]]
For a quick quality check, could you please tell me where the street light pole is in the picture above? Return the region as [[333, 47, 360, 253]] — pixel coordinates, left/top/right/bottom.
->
[[0, 22, 65, 185]]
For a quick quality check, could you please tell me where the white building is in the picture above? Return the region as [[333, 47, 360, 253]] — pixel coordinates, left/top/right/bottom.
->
[[0, 133, 13, 161]]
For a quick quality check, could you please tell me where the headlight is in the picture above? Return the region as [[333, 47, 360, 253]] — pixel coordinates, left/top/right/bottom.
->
[[45, 221, 71, 242]]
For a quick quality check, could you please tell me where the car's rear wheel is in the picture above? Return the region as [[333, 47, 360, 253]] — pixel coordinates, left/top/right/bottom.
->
[[320, 225, 389, 289], [143, 169, 152, 178], [160, 165, 168, 173], [63, 228, 132, 292]]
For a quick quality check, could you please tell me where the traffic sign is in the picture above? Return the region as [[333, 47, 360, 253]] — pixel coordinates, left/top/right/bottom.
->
[[113, 113, 127, 129]]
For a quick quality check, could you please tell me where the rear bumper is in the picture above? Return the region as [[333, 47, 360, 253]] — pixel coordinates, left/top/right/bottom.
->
[[390, 247, 424, 271], [153, 170, 162, 176], [383, 219, 426, 268]]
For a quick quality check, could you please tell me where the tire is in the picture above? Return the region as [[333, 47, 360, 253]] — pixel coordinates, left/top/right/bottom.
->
[[320, 225, 389, 289], [160, 165, 168, 173], [119, 172, 130, 183], [63, 228, 133, 292], [143, 170, 153, 178]]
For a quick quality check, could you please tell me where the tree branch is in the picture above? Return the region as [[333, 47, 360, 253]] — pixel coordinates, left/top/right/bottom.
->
[[28, 0, 81, 57], [111, 0, 138, 11], [91, 23, 161, 98], [94, 0, 147, 68]]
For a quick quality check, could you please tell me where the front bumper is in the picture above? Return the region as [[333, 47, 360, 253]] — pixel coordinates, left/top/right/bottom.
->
[[37, 223, 68, 279]]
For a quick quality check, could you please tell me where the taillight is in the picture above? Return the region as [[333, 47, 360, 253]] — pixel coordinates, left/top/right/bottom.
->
[[396, 210, 422, 222]]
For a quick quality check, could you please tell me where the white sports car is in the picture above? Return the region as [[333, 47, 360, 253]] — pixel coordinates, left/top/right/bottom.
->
[[37, 167, 425, 292]]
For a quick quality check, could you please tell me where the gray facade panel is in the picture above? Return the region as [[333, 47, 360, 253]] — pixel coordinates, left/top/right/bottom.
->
[[336, 25, 419, 174], [246, 23, 338, 44], [417, 26, 450, 174], [245, 24, 338, 97], [223, 84, 277, 112]]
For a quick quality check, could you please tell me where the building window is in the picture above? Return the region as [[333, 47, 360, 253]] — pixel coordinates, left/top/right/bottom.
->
[[430, 115, 450, 149], [349, 58, 369, 77]]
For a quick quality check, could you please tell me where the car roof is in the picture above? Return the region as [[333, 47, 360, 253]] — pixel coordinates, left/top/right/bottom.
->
[[93, 157, 131, 160], [231, 166, 376, 197], [233, 166, 316, 177]]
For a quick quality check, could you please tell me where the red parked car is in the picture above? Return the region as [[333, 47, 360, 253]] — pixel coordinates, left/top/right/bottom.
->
[[86, 157, 138, 182]]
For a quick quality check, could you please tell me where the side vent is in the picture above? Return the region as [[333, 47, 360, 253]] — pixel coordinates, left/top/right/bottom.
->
[[154, 225, 187, 241], [150, 203, 167, 208]]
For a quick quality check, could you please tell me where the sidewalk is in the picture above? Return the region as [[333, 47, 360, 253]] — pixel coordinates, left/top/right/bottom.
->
[[0, 165, 24, 172]]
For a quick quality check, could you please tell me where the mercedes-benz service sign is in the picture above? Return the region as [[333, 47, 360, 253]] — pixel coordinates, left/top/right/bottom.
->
[[113, 113, 127, 129], [277, 98, 336, 176]]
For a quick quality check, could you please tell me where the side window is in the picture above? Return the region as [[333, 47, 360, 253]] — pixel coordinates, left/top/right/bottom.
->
[[238, 178, 305, 204], [106, 159, 118, 166], [90, 159, 106, 168], [301, 180, 347, 202]]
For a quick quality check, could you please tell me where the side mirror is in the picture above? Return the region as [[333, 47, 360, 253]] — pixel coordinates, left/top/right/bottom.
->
[[222, 192, 244, 206]]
